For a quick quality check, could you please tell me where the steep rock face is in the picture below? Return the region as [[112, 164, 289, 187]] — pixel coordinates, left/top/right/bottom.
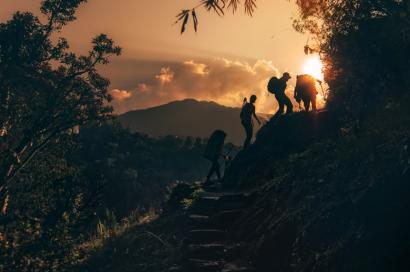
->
[[223, 109, 410, 272], [225, 111, 340, 189]]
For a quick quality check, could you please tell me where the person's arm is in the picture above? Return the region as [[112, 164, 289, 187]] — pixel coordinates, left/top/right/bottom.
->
[[253, 109, 261, 125]]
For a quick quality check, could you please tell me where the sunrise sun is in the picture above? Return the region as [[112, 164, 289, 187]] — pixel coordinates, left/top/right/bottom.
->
[[302, 55, 324, 81]]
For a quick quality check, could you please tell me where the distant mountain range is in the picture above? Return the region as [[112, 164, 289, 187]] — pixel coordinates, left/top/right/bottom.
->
[[118, 99, 269, 145]]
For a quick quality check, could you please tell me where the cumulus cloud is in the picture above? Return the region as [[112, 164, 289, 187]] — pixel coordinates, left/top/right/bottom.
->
[[110, 58, 298, 114], [155, 67, 174, 84], [110, 89, 132, 101]]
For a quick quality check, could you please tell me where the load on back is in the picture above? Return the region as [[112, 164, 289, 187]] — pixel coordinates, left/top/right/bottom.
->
[[267, 76, 281, 94], [294, 74, 319, 112], [204, 130, 226, 161]]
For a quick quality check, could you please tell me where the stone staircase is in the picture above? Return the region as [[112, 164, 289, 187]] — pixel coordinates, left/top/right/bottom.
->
[[171, 190, 257, 272]]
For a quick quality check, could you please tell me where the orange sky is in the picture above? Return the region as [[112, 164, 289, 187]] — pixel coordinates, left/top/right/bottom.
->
[[0, 0, 318, 114]]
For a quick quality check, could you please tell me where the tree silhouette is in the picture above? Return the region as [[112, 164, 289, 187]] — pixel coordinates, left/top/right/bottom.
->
[[0, 0, 121, 213], [293, 0, 409, 116]]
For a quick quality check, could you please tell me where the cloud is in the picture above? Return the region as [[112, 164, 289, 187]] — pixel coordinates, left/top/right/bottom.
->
[[155, 67, 174, 84], [109, 58, 297, 114], [110, 89, 132, 101], [183, 60, 210, 76], [137, 83, 151, 93]]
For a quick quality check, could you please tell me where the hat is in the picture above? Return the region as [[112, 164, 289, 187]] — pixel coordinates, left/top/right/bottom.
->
[[283, 72, 291, 79]]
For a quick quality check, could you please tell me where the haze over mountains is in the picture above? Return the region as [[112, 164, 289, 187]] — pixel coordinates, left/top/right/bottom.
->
[[118, 99, 268, 145]]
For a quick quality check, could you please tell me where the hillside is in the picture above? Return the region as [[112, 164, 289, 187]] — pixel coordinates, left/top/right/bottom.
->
[[76, 95, 410, 272], [223, 99, 410, 271], [118, 99, 268, 145]]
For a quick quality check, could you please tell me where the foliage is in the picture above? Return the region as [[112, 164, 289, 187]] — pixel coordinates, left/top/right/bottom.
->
[[175, 0, 257, 33], [165, 181, 204, 211], [293, 0, 410, 117], [0, 135, 92, 271], [0, 0, 121, 213], [0, 120, 219, 271], [230, 98, 410, 271], [74, 213, 181, 272], [76, 122, 213, 218]]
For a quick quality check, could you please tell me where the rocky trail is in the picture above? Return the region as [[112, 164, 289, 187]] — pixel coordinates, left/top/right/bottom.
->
[[170, 188, 257, 272]]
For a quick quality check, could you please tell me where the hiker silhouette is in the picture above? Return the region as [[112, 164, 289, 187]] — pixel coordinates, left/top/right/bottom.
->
[[267, 72, 294, 116], [240, 95, 261, 149], [294, 74, 319, 112], [204, 130, 226, 182]]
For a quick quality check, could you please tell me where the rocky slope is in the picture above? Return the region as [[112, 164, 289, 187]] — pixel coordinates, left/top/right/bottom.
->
[[76, 95, 410, 272], [223, 102, 410, 271]]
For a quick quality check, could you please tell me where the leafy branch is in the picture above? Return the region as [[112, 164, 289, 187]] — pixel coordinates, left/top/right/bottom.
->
[[175, 0, 257, 34]]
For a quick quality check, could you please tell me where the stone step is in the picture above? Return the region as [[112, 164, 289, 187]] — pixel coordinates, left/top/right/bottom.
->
[[202, 181, 223, 192], [217, 194, 251, 211], [186, 259, 224, 272], [186, 243, 228, 259], [221, 263, 256, 272], [187, 229, 226, 244], [211, 209, 244, 229], [189, 214, 211, 228], [168, 265, 183, 272], [190, 196, 220, 215]]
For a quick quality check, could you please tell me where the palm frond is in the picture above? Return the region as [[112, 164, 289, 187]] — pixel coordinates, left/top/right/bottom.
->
[[244, 0, 257, 16], [175, 0, 258, 34], [192, 9, 199, 32], [227, 0, 241, 13], [201, 0, 225, 16], [175, 10, 190, 34]]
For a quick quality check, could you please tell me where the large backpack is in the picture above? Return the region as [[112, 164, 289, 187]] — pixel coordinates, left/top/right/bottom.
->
[[267, 76, 280, 94], [204, 130, 226, 161], [295, 74, 317, 100], [240, 102, 252, 122]]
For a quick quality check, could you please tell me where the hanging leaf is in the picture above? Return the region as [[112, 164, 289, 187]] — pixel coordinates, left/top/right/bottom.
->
[[192, 9, 199, 32], [175, 9, 190, 22], [175, 10, 190, 34], [201, 0, 225, 16], [244, 0, 256, 16], [227, 0, 240, 13], [304, 45, 309, 55], [181, 12, 189, 34]]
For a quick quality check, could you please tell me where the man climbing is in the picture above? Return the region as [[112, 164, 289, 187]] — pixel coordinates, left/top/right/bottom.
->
[[204, 130, 226, 182], [294, 74, 319, 112], [240, 95, 261, 149], [268, 72, 293, 116]]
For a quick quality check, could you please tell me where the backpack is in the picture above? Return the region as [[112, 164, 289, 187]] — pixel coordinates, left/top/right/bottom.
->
[[240, 102, 252, 121], [267, 77, 280, 94], [295, 74, 318, 100], [204, 130, 226, 161]]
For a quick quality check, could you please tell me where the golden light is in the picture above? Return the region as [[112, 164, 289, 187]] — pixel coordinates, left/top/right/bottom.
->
[[302, 55, 324, 81]]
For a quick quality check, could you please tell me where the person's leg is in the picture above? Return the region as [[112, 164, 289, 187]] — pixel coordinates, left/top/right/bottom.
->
[[284, 95, 293, 114], [275, 94, 285, 115], [215, 161, 221, 180], [303, 99, 310, 111], [311, 95, 317, 112], [243, 122, 253, 149], [206, 160, 217, 182]]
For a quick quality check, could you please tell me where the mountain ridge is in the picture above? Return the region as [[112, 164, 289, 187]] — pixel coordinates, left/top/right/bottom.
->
[[118, 99, 268, 145]]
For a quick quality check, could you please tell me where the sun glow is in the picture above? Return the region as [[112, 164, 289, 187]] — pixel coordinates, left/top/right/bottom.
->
[[302, 56, 324, 81]]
